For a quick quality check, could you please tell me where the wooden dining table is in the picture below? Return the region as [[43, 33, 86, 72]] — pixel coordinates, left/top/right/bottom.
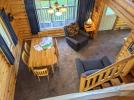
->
[[28, 37, 58, 73]]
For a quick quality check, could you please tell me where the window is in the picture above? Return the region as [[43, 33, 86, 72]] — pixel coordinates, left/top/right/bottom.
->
[[35, 0, 78, 31], [0, 17, 14, 51]]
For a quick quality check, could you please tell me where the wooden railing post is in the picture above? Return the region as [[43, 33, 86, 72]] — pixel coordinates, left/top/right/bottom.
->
[[79, 76, 86, 92], [122, 58, 134, 76]]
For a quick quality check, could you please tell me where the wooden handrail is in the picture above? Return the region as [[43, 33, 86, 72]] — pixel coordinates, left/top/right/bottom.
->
[[80, 55, 134, 92]]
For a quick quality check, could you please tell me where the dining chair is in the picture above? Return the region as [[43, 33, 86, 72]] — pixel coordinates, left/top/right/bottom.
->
[[54, 38, 59, 59], [24, 42, 30, 55], [50, 38, 60, 74], [22, 50, 31, 71], [32, 67, 49, 81], [22, 50, 29, 65]]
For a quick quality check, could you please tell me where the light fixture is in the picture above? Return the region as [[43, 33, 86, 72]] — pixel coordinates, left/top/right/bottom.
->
[[86, 18, 93, 25], [48, 6, 54, 14], [60, 5, 67, 13], [55, 10, 62, 16], [47, 0, 67, 16], [54, 1, 59, 9], [48, 0, 54, 14]]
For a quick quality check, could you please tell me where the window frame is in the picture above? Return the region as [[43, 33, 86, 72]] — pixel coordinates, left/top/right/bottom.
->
[[0, 17, 15, 55], [35, 0, 78, 30]]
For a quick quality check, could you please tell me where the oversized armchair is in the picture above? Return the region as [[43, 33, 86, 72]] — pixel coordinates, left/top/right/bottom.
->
[[64, 23, 89, 51], [75, 56, 112, 78]]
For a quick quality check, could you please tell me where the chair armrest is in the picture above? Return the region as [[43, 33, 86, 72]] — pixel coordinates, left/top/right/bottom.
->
[[81, 69, 100, 77], [79, 30, 90, 37], [66, 37, 79, 45], [75, 58, 85, 78]]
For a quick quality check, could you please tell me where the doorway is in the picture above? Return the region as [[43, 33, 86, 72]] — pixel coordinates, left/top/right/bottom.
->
[[99, 5, 117, 31]]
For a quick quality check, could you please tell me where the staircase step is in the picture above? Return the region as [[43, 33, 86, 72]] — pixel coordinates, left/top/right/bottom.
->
[[101, 82, 111, 88], [110, 78, 122, 86]]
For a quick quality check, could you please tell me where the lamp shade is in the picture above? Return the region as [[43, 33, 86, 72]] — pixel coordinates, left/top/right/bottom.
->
[[86, 18, 93, 25], [48, 7, 54, 14], [60, 5, 67, 12]]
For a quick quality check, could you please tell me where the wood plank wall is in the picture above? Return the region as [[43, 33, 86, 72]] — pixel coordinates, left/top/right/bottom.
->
[[113, 17, 130, 30], [0, 0, 23, 100], [0, 0, 32, 40], [92, 0, 105, 38], [0, 43, 22, 100]]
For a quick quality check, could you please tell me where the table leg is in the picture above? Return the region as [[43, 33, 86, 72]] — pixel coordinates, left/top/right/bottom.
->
[[51, 65, 54, 73]]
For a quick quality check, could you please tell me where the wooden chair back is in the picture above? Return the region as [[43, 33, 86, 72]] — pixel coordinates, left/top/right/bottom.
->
[[22, 50, 29, 65], [32, 67, 49, 81], [24, 42, 30, 54]]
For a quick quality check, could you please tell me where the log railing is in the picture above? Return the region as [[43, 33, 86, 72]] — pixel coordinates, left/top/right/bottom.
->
[[80, 55, 134, 92]]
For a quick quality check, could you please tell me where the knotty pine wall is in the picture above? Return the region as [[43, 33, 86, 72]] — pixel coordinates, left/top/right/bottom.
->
[[0, 0, 24, 100], [0, 42, 22, 100], [92, 0, 105, 38], [0, 0, 32, 40], [113, 17, 130, 30]]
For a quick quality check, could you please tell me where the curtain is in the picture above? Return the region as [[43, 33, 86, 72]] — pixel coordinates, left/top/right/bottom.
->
[[77, 0, 95, 28], [0, 9, 18, 45], [0, 35, 15, 65], [24, 0, 40, 35]]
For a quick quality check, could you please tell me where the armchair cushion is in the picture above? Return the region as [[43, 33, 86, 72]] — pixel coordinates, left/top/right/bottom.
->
[[79, 30, 90, 37], [81, 59, 104, 71], [73, 34, 89, 45], [76, 56, 112, 78], [81, 69, 100, 77], [66, 37, 79, 45]]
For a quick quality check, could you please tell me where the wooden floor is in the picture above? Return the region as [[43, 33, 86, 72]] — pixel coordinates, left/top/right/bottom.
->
[[14, 29, 130, 100]]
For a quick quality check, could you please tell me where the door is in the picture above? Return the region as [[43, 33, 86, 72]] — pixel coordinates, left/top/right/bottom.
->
[[99, 6, 117, 31]]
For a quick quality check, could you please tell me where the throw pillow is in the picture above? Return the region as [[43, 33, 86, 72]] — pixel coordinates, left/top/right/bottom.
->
[[67, 23, 79, 37]]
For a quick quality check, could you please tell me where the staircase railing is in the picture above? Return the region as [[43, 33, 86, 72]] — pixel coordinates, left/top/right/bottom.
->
[[80, 55, 134, 92]]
